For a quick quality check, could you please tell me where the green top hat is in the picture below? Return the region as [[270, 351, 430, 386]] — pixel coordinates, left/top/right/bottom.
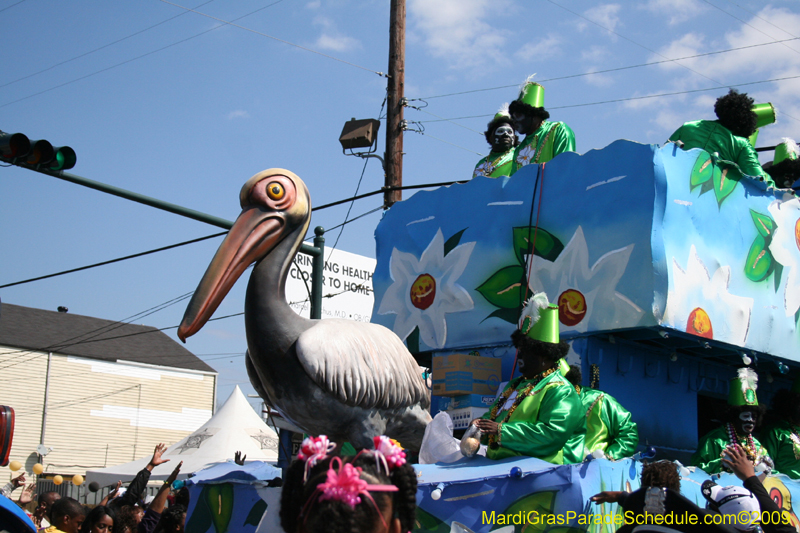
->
[[753, 103, 776, 129], [774, 138, 799, 165], [516, 80, 545, 109], [520, 293, 560, 344], [493, 102, 511, 121], [729, 367, 759, 406]]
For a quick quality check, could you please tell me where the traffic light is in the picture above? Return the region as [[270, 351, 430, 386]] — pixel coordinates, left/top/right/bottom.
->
[[0, 130, 76, 171]]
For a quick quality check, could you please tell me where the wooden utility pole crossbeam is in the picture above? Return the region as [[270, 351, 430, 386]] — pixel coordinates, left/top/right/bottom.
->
[[384, 0, 405, 208]]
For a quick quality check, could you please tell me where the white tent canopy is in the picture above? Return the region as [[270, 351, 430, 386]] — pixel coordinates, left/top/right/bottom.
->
[[86, 386, 279, 487]]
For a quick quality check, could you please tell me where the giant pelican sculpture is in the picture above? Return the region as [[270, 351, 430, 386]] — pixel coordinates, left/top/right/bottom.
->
[[178, 169, 431, 450]]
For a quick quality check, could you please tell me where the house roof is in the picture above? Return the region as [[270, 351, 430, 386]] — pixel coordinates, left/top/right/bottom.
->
[[0, 303, 216, 373]]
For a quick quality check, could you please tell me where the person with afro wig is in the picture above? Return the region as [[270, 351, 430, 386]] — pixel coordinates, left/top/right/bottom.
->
[[760, 382, 800, 479], [471, 293, 582, 462], [669, 89, 776, 187], [473, 106, 518, 178], [280, 435, 417, 533]]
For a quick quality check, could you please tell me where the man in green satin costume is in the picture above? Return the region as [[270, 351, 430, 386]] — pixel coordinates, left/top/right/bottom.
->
[[471, 293, 582, 463], [473, 110, 518, 178], [508, 80, 576, 173], [562, 365, 639, 463], [691, 368, 772, 474], [760, 383, 800, 479], [669, 89, 777, 187]]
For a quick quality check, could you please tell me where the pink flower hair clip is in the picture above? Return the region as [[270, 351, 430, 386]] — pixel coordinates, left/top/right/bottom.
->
[[372, 435, 407, 473], [298, 435, 336, 481], [300, 456, 399, 529]]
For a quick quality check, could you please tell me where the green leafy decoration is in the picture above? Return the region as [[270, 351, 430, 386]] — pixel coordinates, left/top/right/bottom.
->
[[690, 151, 715, 189], [406, 326, 420, 354], [494, 490, 557, 532], [413, 507, 450, 533], [512, 226, 564, 264], [774, 262, 784, 292], [243, 499, 267, 527], [477, 265, 526, 309], [744, 234, 773, 282], [186, 485, 213, 533], [208, 483, 234, 533], [750, 209, 776, 239], [712, 165, 741, 206], [482, 307, 523, 324], [443, 228, 467, 256]]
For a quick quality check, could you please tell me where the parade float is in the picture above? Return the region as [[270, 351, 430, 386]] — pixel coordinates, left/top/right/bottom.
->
[[368, 139, 800, 532], [176, 132, 800, 532]]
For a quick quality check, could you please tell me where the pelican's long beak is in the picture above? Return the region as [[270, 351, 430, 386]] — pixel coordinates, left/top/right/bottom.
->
[[178, 206, 285, 341]]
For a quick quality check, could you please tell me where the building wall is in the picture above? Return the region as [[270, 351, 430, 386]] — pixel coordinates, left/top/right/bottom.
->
[[0, 346, 216, 485]]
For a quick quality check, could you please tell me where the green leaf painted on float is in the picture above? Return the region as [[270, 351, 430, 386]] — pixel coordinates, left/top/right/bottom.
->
[[495, 490, 557, 532], [413, 507, 451, 532], [512, 227, 563, 264], [774, 262, 784, 292], [406, 326, 420, 354], [749, 209, 775, 239], [243, 499, 267, 526], [186, 486, 213, 533], [713, 165, 740, 206], [690, 152, 714, 189], [208, 483, 234, 533], [477, 265, 526, 309], [443, 228, 467, 256], [744, 234, 772, 282], [482, 306, 523, 324]]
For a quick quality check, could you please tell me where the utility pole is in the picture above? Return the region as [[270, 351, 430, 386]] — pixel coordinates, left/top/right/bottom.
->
[[384, 0, 405, 208]]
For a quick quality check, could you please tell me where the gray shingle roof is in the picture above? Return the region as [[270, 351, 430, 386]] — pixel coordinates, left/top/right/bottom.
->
[[0, 303, 216, 373]]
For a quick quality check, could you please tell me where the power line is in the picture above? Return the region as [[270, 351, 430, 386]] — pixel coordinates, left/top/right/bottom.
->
[[0, 0, 218, 90], [723, 0, 799, 39], [0, 0, 303, 109], [0, 232, 226, 289], [159, 0, 387, 77], [701, 0, 800, 55], [409, 38, 799, 102], [0, 0, 26, 14]]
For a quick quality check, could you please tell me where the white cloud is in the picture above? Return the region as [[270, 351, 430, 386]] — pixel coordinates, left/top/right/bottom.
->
[[581, 45, 609, 63], [408, 0, 513, 70], [515, 35, 562, 62], [306, 0, 321, 8], [581, 4, 621, 35], [312, 15, 361, 52], [642, 0, 705, 25], [583, 69, 615, 88], [226, 110, 250, 120]]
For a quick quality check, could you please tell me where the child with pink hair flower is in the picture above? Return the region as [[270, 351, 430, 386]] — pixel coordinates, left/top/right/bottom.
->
[[280, 435, 417, 533]]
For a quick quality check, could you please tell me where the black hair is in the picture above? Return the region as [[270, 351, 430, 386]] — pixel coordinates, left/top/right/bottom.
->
[[511, 329, 569, 364], [280, 449, 417, 533], [174, 487, 190, 508], [765, 158, 800, 188], [721, 403, 767, 427], [771, 388, 800, 423], [641, 461, 681, 493], [49, 497, 86, 524], [80, 506, 115, 533], [565, 364, 582, 388], [38, 491, 61, 506], [714, 89, 757, 138], [508, 100, 550, 122], [115, 506, 140, 533], [156, 504, 186, 533], [483, 116, 519, 146]]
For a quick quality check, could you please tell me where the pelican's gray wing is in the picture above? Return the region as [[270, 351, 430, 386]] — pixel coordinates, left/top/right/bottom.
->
[[295, 319, 428, 409]]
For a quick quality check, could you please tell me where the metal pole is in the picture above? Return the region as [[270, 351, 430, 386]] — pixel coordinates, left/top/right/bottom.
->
[[384, 0, 405, 208], [38, 352, 52, 465], [310, 227, 325, 320]]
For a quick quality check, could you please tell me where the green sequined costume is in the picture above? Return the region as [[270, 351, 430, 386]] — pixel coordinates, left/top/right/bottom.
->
[[669, 120, 775, 187], [473, 147, 515, 178], [761, 420, 800, 479], [511, 120, 576, 173], [691, 425, 770, 474], [480, 370, 582, 463], [562, 387, 639, 464]]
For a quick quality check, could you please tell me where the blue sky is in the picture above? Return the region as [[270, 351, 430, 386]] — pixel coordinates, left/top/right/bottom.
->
[[2, 0, 799, 414]]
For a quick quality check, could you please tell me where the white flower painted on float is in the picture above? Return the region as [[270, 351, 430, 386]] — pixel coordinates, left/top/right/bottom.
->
[[377, 229, 475, 349], [664, 245, 753, 345], [767, 197, 800, 317], [526, 226, 643, 333]]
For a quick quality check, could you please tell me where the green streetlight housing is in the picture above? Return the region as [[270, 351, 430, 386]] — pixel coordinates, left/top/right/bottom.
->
[[0, 130, 76, 170]]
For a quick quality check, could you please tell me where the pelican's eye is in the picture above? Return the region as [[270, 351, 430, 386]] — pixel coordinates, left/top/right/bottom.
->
[[266, 182, 285, 201]]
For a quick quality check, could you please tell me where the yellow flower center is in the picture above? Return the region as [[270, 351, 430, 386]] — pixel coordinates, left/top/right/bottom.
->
[[687, 307, 713, 339], [794, 218, 800, 253], [410, 274, 436, 310], [558, 289, 587, 326]]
